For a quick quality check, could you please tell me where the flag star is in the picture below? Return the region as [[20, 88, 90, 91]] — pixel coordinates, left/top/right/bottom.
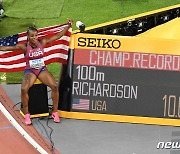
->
[[7, 43, 10, 45]]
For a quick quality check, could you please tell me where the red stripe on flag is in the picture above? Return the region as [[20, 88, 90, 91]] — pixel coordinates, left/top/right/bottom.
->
[[0, 66, 25, 72], [0, 58, 25, 65], [44, 50, 68, 57], [0, 50, 23, 58], [44, 40, 69, 48], [45, 58, 67, 65]]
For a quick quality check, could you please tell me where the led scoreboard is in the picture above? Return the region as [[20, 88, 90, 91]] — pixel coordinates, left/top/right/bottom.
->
[[70, 33, 180, 125]]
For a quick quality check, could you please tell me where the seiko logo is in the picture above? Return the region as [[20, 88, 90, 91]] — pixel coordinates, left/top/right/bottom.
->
[[78, 37, 121, 49]]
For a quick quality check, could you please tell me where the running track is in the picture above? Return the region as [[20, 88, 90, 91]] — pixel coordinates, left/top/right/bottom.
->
[[0, 85, 60, 154]]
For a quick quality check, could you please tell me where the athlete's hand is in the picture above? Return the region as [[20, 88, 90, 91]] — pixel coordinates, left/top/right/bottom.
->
[[67, 19, 73, 27]]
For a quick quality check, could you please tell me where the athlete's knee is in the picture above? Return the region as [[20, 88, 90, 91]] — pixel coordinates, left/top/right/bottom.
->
[[21, 84, 29, 94], [51, 83, 58, 92]]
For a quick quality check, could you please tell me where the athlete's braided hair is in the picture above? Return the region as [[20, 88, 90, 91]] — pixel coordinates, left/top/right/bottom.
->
[[27, 26, 38, 35]]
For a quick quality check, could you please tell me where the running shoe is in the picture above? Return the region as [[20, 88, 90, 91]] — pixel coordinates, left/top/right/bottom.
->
[[25, 113, 31, 125], [52, 112, 60, 123]]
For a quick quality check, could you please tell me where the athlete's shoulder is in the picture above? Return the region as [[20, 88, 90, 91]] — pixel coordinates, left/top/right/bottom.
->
[[39, 39, 46, 47]]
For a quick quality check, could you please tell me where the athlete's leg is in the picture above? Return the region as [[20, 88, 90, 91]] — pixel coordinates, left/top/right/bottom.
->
[[21, 72, 37, 114], [38, 70, 59, 113]]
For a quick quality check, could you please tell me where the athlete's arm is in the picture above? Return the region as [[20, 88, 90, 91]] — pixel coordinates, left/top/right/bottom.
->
[[41, 19, 73, 47], [0, 43, 26, 53]]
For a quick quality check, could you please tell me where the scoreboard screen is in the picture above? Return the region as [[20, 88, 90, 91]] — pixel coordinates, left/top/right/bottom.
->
[[70, 33, 180, 124]]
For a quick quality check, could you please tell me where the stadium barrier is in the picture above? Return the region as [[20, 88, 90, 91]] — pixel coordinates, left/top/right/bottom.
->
[[79, 4, 180, 36]]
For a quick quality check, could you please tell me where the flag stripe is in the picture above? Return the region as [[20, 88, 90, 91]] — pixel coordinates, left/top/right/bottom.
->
[[44, 53, 68, 62], [0, 50, 23, 58], [45, 58, 67, 65], [0, 67, 25, 72], [0, 62, 26, 69]]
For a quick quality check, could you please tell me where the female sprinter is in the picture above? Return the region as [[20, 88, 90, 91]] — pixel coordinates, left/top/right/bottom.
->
[[0, 19, 72, 125]]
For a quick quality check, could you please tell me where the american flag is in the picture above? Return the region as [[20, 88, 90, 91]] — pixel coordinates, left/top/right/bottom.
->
[[0, 24, 71, 72], [72, 98, 90, 110]]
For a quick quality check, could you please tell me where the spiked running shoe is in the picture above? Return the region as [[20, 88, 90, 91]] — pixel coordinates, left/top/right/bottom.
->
[[25, 113, 31, 125], [52, 112, 60, 123]]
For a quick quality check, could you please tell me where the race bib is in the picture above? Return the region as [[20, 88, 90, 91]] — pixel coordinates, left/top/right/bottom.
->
[[29, 58, 45, 69]]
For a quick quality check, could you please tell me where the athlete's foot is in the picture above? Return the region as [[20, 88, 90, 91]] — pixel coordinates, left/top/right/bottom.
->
[[25, 113, 31, 125], [52, 112, 60, 123]]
